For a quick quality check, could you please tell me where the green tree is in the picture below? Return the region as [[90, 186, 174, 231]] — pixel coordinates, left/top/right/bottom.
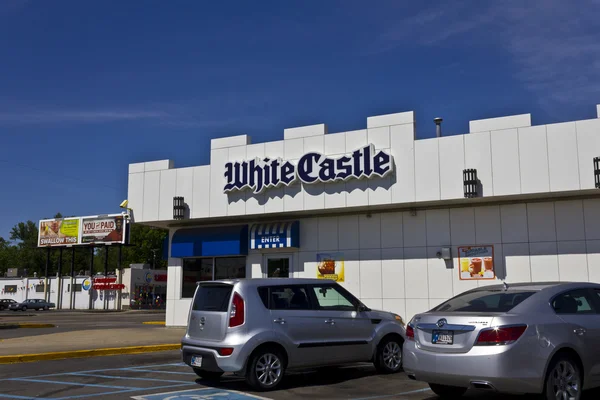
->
[[0, 216, 168, 278]]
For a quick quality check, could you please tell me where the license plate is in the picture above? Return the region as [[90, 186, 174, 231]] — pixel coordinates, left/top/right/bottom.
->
[[191, 355, 203, 367], [432, 330, 454, 345]]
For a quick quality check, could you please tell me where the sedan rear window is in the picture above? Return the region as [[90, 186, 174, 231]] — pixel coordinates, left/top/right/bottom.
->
[[431, 290, 536, 313], [192, 284, 233, 312]]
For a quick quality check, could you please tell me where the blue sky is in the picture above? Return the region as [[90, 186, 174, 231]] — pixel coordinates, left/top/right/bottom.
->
[[0, 0, 599, 240]]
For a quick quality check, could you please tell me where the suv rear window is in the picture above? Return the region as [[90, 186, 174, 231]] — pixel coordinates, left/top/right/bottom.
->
[[192, 284, 233, 312], [431, 290, 536, 313]]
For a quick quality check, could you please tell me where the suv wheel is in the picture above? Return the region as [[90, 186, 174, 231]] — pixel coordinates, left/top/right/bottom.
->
[[428, 383, 467, 398], [374, 336, 403, 374], [543, 354, 582, 400], [246, 348, 285, 391], [192, 369, 224, 382]]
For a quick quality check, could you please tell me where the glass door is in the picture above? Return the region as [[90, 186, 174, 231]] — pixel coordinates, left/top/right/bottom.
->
[[264, 254, 292, 278]]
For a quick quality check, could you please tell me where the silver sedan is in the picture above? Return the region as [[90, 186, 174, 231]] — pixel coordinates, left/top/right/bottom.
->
[[403, 282, 600, 400]]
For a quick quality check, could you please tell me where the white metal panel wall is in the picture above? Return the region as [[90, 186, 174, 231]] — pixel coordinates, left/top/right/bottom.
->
[[129, 111, 600, 225], [159, 169, 177, 221], [518, 126, 550, 193], [491, 129, 521, 196]]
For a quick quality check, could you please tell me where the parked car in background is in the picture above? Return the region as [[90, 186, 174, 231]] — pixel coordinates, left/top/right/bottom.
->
[[9, 298, 55, 311], [403, 282, 600, 400], [0, 299, 17, 311], [182, 278, 406, 391]]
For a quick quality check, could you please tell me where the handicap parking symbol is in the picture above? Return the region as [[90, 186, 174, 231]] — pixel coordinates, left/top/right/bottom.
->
[[131, 388, 272, 400]]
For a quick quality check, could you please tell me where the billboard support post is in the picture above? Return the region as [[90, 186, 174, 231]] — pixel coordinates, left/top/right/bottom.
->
[[88, 246, 94, 310], [70, 247, 75, 310], [104, 247, 109, 310], [117, 244, 122, 311], [44, 247, 50, 302], [57, 248, 63, 309]]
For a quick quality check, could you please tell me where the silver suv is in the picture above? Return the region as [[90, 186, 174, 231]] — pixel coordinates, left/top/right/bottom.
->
[[181, 278, 406, 391]]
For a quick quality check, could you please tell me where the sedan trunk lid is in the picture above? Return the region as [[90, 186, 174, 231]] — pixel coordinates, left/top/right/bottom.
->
[[412, 312, 499, 353]]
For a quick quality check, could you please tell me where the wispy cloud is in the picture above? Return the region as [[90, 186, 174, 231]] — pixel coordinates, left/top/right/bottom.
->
[[0, 109, 170, 124], [372, 1, 600, 110]]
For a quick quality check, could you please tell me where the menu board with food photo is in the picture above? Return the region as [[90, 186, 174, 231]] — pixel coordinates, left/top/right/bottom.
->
[[458, 245, 495, 280], [81, 215, 125, 244], [38, 218, 80, 247], [316, 252, 345, 282]]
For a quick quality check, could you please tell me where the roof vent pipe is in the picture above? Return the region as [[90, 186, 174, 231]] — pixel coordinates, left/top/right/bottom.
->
[[434, 117, 443, 137]]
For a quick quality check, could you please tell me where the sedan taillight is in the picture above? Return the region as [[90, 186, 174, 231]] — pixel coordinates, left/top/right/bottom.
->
[[475, 325, 527, 346], [406, 324, 415, 341]]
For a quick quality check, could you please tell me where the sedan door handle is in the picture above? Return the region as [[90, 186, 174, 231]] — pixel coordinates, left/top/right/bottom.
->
[[274, 318, 286, 324], [325, 318, 335, 325], [574, 328, 586, 336]]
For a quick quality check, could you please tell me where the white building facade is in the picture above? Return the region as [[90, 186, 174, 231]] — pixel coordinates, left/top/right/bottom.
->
[[127, 105, 600, 327], [0, 268, 167, 310]]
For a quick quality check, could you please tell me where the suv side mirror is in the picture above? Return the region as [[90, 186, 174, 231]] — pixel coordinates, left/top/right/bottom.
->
[[357, 304, 369, 312]]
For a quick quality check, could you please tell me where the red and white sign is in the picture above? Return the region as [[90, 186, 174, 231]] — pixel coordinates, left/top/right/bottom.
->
[[93, 277, 125, 290]]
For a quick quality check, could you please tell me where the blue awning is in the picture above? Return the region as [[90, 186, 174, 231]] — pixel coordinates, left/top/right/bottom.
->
[[171, 225, 249, 258], [250, 221, 300, 250]]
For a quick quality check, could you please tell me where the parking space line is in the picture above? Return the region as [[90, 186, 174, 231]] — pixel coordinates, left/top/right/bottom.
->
[[67, 372, 192, 384], [127, 363, 187, 369], [7, 378, 141, 390], [121, 368, 197, 375], [0, 364, 189, 381], [350, 388, 432, 400], [52, 383, 196, 400]]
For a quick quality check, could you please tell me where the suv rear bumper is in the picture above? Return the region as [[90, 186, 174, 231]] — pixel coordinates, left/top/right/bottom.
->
[[181, 346, 225, 373], [181, 340, 249, 373]]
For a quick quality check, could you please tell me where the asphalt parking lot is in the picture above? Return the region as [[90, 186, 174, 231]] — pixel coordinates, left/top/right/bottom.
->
[[0, 310, 165, 339], [0, 351, 432, 400], [4, 350, 600, 400], [1, 349, 600, 399]]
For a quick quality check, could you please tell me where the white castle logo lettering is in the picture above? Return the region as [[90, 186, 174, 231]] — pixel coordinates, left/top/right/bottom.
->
[[224, 144, 394, 194]]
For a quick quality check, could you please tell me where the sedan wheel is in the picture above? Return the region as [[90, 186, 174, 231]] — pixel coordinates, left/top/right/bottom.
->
[[246, 348, 284, 391], [44, 306, 49, 311], [545, 356, 581, 400], [21, 306, 26, 312]]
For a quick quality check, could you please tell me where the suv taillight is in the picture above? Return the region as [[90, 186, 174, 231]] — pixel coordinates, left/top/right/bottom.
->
[[406, 324, 415, 341], [475, 325, 527, 346], [229, 292, 245, 328]]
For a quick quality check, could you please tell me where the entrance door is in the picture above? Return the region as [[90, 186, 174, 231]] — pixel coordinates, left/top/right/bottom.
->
[[264, 254, 292, 278]]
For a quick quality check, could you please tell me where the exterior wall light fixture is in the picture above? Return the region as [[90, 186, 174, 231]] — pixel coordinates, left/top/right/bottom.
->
[[463, 168, 479, 199], [595, 157, 600, 189], [463, 169, 478, 198], [173, 196, 185, 220]]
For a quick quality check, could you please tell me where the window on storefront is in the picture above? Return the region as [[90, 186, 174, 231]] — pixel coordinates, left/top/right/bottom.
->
[[182, 257, 246, 298], [68, 284, 82, 292], [36, 284, 45, 293], [215, 257, 246, 280], [4, 285, 17, 293]]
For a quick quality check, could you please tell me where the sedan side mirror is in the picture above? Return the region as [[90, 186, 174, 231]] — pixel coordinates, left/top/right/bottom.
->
[[357, 304, 369, 312]]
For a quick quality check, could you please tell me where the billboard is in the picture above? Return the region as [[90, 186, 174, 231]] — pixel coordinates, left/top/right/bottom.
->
[[38, 218, 80, 247], [38, 214, 127, 248], [81, 215, 125, 245]]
